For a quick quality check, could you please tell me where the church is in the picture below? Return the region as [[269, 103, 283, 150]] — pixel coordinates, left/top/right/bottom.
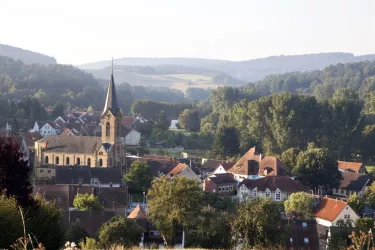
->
[[34, 70, 126, 174]]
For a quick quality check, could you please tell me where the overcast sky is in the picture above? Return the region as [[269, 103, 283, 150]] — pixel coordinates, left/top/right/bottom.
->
[[1, 0, 374, 65]]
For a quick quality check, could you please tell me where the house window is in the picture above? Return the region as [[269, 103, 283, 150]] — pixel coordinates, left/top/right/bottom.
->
[[252, 188, 257, 197], [346, 206, 349, 210], [91, 178, 99, 186], [213, 189, 216, 193], [275, 189, 281, 201], [77, 157, 81, 165], [106, 122, 110, 137], [57, 198, 62, 204], [226, 186, 229, 191], [218, 187, 222, 192], [87, 158, 91, 167], [66, 157, 70, 165], [304, 238, 309, 244], [302, 222, 307, 227], [265, 189, 271, 198], [55, 156, 59, 165], [78, 178, 83, 183], [286, 193, 290, 200], [99, 159, 103, 167], [45, 156, 49, 164], [230, 186, 233, 191], [344, 214, 350, 219], [40, 169, 44, 173], [290, 238, 293, 243], [48, 170, 51, 173]]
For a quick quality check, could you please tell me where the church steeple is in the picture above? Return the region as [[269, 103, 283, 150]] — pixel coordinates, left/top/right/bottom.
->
[[101, 59, 122, 145], [102, 58, 120, 116]]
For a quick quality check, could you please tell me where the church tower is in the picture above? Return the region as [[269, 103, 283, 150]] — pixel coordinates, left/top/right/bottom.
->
[[101, 67, 122, 144]]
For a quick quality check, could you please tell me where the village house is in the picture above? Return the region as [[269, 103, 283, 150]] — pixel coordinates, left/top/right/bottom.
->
[[282, 219, 320, 250], [39, 122, 59, 137], [28, 121, 40, 133], [203, 173, 237, 196], [332, 172, 372, 197], [338, 161, 367, 174], [238, 176, 309, 202], [314, 197, 359, 227], [167, 163, 201, 183], [121, 117, 137, 129], [34, 70, 126, 170], [169, 119, 179, 129], [123, 130, 141, 146], [199, 159, 234, 178], [60, 128, 79, 136]]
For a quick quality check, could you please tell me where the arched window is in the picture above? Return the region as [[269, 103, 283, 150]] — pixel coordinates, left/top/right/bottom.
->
[[106, 122, 110, 137], [77, 157, 81, 165], [265, 189, 271, 198], [87, 158, 91, 167], [55, 156, 59, 165], [99, 159, 103, 167], [275, 189, 281, 201], [252, 188, 257, 198], [66, 157, 70, 165], [45, 156, 49, 164]]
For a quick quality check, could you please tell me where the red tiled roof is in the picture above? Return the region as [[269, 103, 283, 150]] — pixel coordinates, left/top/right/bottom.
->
[[338, 161, 363, 173], [259, 156, 289, 176], [207, 173, 236, 185], [314, 197, 348, 222], [121, 117, 136, 126], [228, 147, 261, 175], [168, 163, 187, 176], [221, 162, 235, 171]]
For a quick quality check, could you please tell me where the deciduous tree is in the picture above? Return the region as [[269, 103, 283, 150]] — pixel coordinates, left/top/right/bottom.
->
[[284, 192, 314, 219], [123, 161, 153, 192], [73, 193, 102, 211]]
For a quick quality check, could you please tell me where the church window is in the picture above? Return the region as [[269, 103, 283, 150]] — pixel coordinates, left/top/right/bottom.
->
[[45, 156, 49, 164], [106, 122, 110, 137], [99, 159, 103, 167], [87, 158, 91, 167], [55, 156, 59, 165], [77, 157, 81, 165], [99, 152, 103, 155], [66, 157, 70, 165]]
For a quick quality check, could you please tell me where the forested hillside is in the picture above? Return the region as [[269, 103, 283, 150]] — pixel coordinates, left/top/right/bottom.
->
[[78, 53, 375, 82], [0, 44, 56, 65]]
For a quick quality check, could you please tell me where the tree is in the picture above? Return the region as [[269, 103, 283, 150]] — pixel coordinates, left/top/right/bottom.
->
[[293, 148, 340, 189], [0, 136, 32, 206], [281, 148, 301, 172], [232, 197, 284, 248], [156, 110, 170, 131], [211, 127, 240, 158], [185, 207, 233, 249], [25, 194, 65, 250], [123, 161, 153, 192], [98, 216, 142, 248], [178, 109, 200, 132], [73, 193, 102, 211], [87, 106, 94, 112], [51, 101, 65, 118], [360, 125, 375, 161], [284, 192, 314, 219], [348, 193, 366, 215], [0, 193, 22, 247], [65, 222, 89, 244], [147, 176, 203, 245]]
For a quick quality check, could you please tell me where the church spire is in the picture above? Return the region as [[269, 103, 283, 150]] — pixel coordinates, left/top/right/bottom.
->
[[102, 58, 119, 116]]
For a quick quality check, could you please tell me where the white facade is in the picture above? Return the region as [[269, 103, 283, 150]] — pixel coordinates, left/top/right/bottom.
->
[[212, 165, 229, 175], [169, 119, 179, 129], [29, 122, 40, 133], [123, 130, 141, 146], [40, 123, 58, 137], [238, 184, 290, 202], [19, 138, 30, 164], [315, 204, 359, 227], [172, 166, 201, 183]]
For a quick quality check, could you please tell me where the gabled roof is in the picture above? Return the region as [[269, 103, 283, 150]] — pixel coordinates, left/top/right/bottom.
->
[[314, 197, 350, 222], [259, 156, 289, 176], [207, 173, 236, 185], [37, 135, 101, 154], [60, 128, 78, 136], [338, 161, 364, 173], [102, 73, 120, 116], [221, 162, 235, 171], [227, 147, 262, 175], [201, 160, 223, 170], [127, 205, 147, 219], [121, 117, 136, 126], [168, 163, 188, 176], [240, 176, 309, 192], [22, 132, 42, 148], [55, 166, 121, 185], [339, 172, 372, 191]]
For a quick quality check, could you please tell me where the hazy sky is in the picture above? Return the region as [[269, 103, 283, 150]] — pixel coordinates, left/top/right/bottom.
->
[[1, 0, 374, 64]]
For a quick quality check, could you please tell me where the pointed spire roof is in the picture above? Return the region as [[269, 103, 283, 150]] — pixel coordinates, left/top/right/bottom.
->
[[102, 71, 120, 116]]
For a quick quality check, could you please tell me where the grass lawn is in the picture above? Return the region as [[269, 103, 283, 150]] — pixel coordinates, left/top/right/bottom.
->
[[168, 128, 193, 136]]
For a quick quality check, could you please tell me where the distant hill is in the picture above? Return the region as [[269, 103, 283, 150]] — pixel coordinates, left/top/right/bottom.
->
[[78, 53, 375, 82], [0, 44, 56, 65]]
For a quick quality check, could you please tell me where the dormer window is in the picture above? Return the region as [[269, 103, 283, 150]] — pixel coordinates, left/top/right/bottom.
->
[[302, 222, 307, 227], [265, 189, 271, 198], [252, 188, 257, 197], [304, 238, 309, 244], [275, 189, 281, 201]]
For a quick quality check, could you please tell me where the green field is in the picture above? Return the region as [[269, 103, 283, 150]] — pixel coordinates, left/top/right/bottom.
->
[[366, 163, 375, 173], [163, 74, 212, 82], [168, 128, 193, 136]]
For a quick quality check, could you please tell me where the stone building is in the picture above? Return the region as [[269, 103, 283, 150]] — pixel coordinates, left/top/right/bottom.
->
[[34, 70, 126, 180]]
